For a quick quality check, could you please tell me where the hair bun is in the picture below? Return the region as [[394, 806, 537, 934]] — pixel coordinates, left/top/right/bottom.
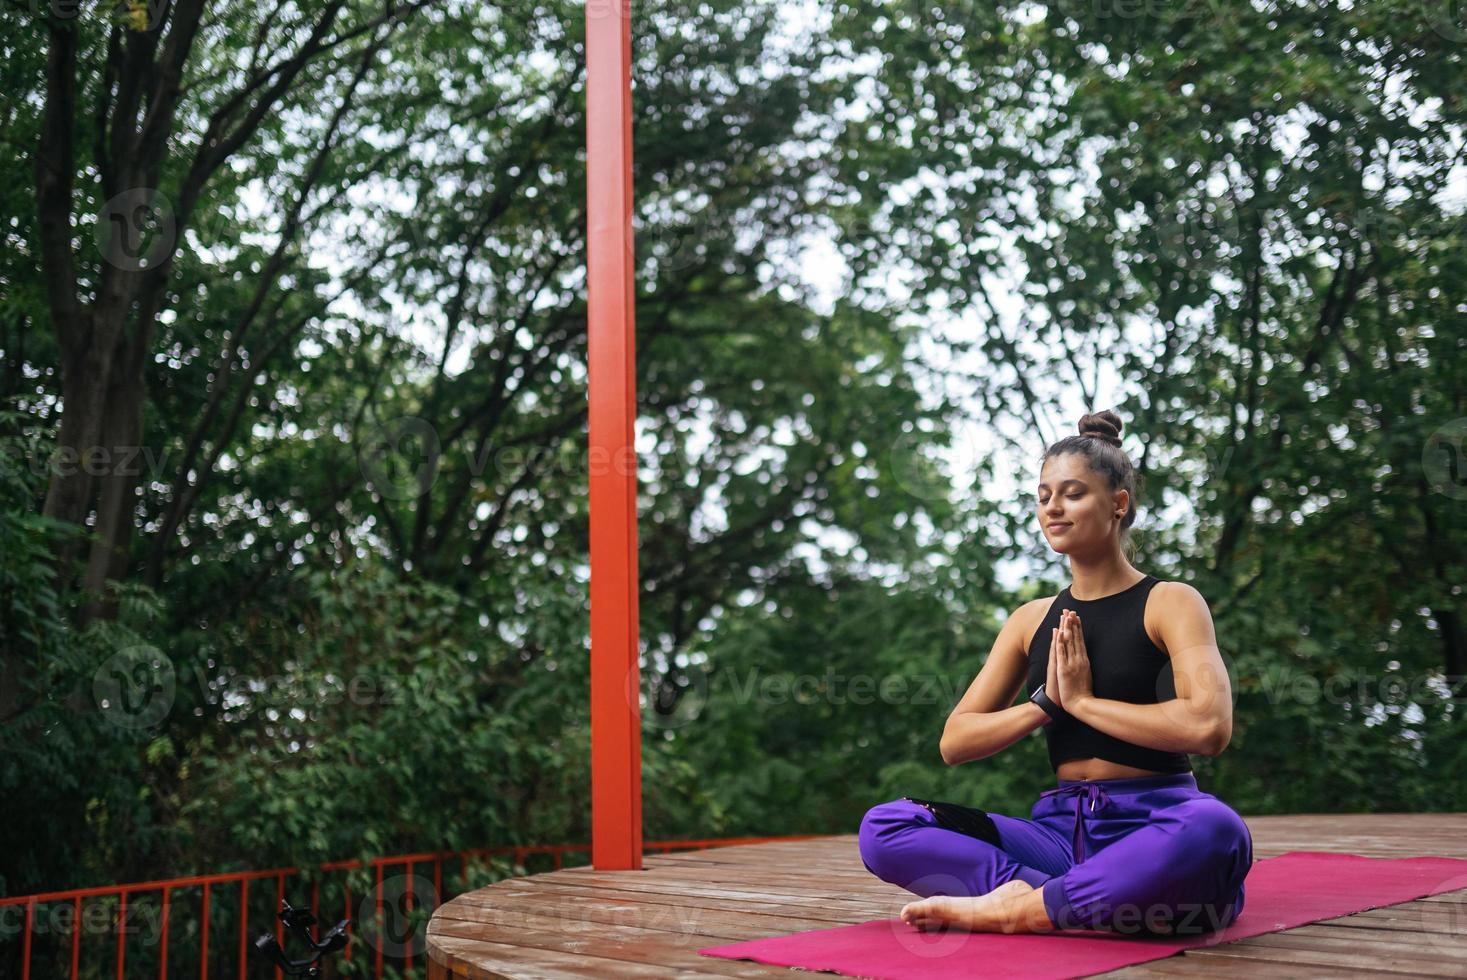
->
[[1078, 410, 1123, 447]]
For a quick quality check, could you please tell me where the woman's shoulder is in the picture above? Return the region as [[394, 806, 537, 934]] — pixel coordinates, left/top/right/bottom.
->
[[1012, 593, 1064, 654], [1144, 579, 1214, 653], [1148, 578, 1209, 605], [1013, 591, 1065, 620]]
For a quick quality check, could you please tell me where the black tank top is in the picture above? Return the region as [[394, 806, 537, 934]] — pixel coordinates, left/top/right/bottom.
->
[[1025, 574, 1193, 774]]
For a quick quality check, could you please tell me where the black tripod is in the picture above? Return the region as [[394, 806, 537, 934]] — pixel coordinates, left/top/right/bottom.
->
[[255, 898, 351, 977]]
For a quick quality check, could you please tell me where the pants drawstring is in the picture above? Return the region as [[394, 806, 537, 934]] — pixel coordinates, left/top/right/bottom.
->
[[1038, 782, 1111, 864]]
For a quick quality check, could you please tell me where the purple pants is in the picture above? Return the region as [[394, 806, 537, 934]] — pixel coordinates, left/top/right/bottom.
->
[[858, 772, 1253, 935]]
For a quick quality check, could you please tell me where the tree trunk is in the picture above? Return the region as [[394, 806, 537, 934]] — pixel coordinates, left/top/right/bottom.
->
[[1436, 607, 1467, 703], [80, 321, 150, 622], [42, 325, 114, 576]]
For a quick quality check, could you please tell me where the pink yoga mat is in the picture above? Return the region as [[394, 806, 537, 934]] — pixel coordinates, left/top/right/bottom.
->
[[698, 851, 1467, 979]]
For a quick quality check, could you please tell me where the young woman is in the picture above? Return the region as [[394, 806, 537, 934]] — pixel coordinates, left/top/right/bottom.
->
[[858, 410, 1253, 937]]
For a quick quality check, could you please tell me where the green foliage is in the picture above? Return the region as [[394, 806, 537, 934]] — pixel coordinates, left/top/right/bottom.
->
[[0, 412, 167, 895]]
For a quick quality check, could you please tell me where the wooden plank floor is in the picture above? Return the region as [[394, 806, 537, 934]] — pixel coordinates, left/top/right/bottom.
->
[[426, 814, 1467, 978]]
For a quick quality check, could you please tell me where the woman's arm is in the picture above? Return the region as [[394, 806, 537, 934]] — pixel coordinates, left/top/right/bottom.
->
[[1064, 583, 1234, 756], [942, 702, 1052, 766], [939, 600, 1052, 766]]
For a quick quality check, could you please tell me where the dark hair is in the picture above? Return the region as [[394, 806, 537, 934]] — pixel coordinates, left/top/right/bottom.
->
[[1040, 409, 1142, 560]]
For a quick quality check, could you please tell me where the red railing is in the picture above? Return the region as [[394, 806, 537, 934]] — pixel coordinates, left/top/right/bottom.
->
[[0, 835, 825, 980]]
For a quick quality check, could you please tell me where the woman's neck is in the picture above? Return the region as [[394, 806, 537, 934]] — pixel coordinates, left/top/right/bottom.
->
[[1067, 555, 1143, 601]]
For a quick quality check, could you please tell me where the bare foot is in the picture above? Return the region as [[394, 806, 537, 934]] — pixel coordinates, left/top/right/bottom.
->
[[899, 879, 1054, 934]]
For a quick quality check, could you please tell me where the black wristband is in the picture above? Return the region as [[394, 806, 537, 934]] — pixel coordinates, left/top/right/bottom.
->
[[1031, 684, 1065, 722]]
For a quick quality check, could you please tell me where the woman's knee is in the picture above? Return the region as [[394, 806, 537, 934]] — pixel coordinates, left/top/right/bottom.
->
[[1070, 799, 1249, 934], [1160, 798, 1253, 906], [858, 799, 925, 877], [1168, 798, 1250, 857]]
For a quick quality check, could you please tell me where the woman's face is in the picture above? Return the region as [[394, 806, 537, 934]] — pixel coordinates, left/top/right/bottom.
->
[[1037, 454, 1125, 554]]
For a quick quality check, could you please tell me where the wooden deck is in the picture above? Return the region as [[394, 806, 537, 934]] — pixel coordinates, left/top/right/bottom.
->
[[426, 814, 1467, 978]]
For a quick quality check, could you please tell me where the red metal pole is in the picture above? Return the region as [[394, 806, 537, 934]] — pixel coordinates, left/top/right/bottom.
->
[[274, 874, 284, 980], [116, 893, 127, 980], [201, 882, 210, 980], [343, 882, 352, 964], [405, 859, 414, 973], [22, 899, 32, 979], [237, 880, 248, 980], [71, 896, 81, 979], [159, 887, 170, 980], [586, 0, 644, 874], [374, 864, 384, 980]]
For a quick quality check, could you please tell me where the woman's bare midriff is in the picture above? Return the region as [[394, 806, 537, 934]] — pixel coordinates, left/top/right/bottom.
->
[[1055, 757, 1170, 781]]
